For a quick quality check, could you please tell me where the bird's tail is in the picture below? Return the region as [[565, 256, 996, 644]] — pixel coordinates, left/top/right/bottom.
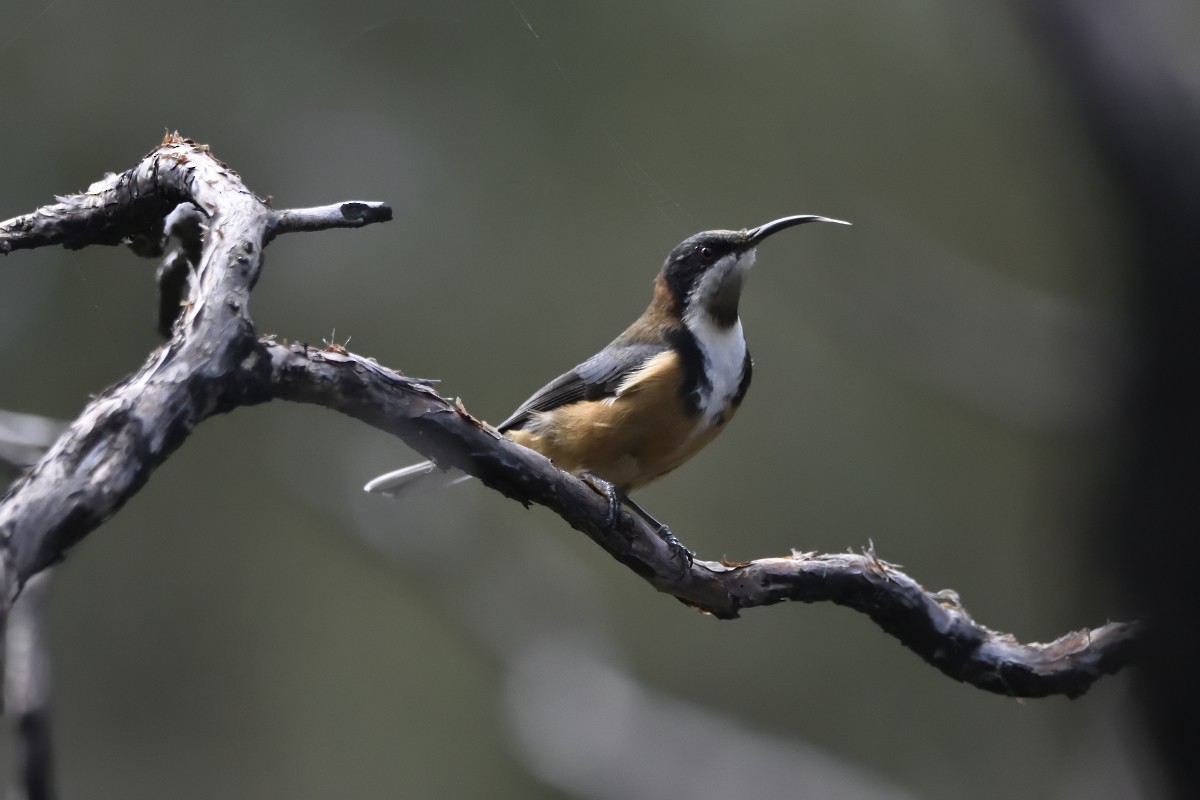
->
[[363, 460, 473, 498]]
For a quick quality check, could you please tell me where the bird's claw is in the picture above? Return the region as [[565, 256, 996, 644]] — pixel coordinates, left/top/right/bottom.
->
[[581, 472, 622, 528], [655, 525, 694, 569], [580, 472, 693, 568]]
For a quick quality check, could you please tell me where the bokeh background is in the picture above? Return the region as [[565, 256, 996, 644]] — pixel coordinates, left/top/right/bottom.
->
[[1, 1, 1191, 797]]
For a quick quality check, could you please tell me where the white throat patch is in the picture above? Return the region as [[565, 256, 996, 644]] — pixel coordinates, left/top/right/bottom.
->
[[686, 314, 746, 426], [683, 248, 753, 426]]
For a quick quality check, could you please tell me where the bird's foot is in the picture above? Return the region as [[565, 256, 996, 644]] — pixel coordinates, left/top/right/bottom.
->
[[653, 524, 694, 569], [579, 473, 694, 569], [580, 472, 623, 529]]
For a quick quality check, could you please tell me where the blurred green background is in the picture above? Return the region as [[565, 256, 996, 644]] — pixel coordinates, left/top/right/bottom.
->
[[1, 1, 1184, 797]]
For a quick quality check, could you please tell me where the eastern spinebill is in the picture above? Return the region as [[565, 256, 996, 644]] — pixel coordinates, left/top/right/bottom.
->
[[366, 214, 848, 563]]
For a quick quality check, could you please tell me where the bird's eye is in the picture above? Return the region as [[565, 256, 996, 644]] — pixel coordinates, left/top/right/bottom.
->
[[699, 246, 716, 261]]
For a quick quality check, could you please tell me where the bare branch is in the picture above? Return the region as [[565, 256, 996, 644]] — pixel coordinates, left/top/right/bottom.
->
[[0, 135, 1136, 705], [4, 571, 55, 800], [272, 202, 393, 236], [265, 341, 1139, 699], [0, 136, 391, 603]]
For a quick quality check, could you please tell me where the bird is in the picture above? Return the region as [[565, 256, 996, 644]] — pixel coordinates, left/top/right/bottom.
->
[[365, 214, 848, 563]]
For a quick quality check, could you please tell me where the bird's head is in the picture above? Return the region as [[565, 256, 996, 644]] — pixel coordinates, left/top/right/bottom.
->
[[660, 215, 848, 328]]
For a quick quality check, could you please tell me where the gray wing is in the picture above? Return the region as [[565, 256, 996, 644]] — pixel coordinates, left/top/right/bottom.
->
[[497, 341, 667, 432]]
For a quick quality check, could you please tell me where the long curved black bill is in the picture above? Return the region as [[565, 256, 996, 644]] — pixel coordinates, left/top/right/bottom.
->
[[745, 214, 851, 245]]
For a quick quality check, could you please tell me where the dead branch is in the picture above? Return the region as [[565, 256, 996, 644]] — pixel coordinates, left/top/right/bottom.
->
[[4, 570, 55, 800], [0, 136, 390, 600], [0, 135, 1137, 706], [266, 340, 1139, 699]]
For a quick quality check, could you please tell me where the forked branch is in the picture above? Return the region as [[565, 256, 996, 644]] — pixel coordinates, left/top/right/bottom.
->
[[0, 135, 1137, 702]]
